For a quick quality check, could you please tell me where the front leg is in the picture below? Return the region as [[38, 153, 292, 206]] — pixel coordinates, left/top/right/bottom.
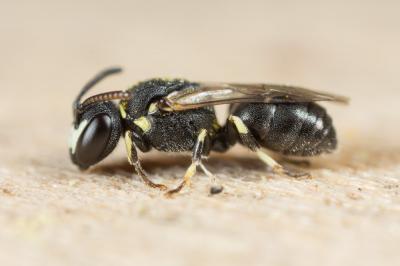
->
[[124, 131, 168, 190]]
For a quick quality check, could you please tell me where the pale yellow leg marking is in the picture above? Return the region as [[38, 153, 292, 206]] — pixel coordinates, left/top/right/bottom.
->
[[256, 149, 287, 176], [257, 149, 311, 178], [230, 115, 310, 179], [197, 128, 207, 141], [199, 163, 215, 183], [229, 115, 249, 134], [165, 129, 208, 196], [134, 116, 151, 133], [229, 115, 281, 171], [124, 131, 133, 164], [199, 163, 223, 194], [119, 103, 127, 119], [256, 150, 280, 169], [197, 129, 223, 193], [183, 163, 197, 187], [124, 131, 167, 190], [165, 162, 197, 197]]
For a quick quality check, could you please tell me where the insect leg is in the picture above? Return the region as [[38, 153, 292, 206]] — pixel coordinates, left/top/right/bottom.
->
[[278, 157, 311, 167], [165, 129, 218, 196], [229, 115, 311, 178], [124, 131, 168, 190], [199, 163, 224, 195]]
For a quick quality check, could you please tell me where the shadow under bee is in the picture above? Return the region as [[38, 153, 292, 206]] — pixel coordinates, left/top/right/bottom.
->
[[90, 151, 311, 180], [89, 142, 400, 182]]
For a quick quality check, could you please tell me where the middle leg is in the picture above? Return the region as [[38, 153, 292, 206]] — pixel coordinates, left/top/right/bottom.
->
[[166, 129, 222, 196]]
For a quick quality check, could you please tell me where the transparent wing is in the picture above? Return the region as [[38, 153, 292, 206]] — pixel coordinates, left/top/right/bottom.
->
[[161, 82, 349, 111]]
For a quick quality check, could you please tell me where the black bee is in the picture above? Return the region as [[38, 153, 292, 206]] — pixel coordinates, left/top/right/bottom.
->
[[69, 67, 349, 195]]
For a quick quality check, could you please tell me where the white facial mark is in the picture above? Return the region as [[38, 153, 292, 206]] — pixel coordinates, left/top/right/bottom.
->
[[68, 120, 88, 154]]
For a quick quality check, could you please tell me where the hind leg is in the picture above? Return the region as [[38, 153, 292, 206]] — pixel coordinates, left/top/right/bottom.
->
[[229, 115, 311, 178]]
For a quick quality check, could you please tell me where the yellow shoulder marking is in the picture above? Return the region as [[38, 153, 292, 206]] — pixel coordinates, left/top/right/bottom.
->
[[134, 117, 151, 133], [148, 102, 158, 114]]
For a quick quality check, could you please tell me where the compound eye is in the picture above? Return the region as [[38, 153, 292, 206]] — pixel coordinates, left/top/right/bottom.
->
[[71, 114, 112, 169]]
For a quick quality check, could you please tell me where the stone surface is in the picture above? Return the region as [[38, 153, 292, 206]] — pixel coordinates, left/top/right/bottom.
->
[[1, 1, 399, 265]]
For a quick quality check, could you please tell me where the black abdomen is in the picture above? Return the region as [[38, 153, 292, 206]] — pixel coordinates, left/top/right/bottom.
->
[[232, 102, 337, 156]]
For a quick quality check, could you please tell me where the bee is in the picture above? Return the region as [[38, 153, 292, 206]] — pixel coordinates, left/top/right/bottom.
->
[[69, 67, 349, 196]]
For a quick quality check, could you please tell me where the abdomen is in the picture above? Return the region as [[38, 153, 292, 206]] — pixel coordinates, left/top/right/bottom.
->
[[232, 102, 337, 156]]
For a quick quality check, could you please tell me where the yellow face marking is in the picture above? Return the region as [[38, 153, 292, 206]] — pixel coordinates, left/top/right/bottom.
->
[[148, 102, 158, 114], [68, 120, 88, 154], [124, 131, 133, 164], [134, 117, 151, 133], [119, 103, 127, 119], [229, 115, 249, 134]]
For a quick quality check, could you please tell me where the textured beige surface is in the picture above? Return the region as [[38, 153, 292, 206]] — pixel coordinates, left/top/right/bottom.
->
[[1, 1, 400, 265]]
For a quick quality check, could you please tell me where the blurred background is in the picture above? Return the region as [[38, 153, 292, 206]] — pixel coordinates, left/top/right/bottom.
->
[[2, 0, 399, 147], [1, 1, 399, 265]]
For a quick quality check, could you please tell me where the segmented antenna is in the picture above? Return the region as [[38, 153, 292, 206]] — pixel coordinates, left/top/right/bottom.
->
[[72, 67, 131, 123], [74, 67, 122, 109], [80, 90, 131, 108]]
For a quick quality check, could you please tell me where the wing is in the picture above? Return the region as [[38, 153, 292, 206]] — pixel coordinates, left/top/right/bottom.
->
[[160, 82, 350, 111]]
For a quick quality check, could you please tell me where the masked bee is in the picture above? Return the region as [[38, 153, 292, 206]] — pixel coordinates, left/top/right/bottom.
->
[[69, 67, 349, 196]]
